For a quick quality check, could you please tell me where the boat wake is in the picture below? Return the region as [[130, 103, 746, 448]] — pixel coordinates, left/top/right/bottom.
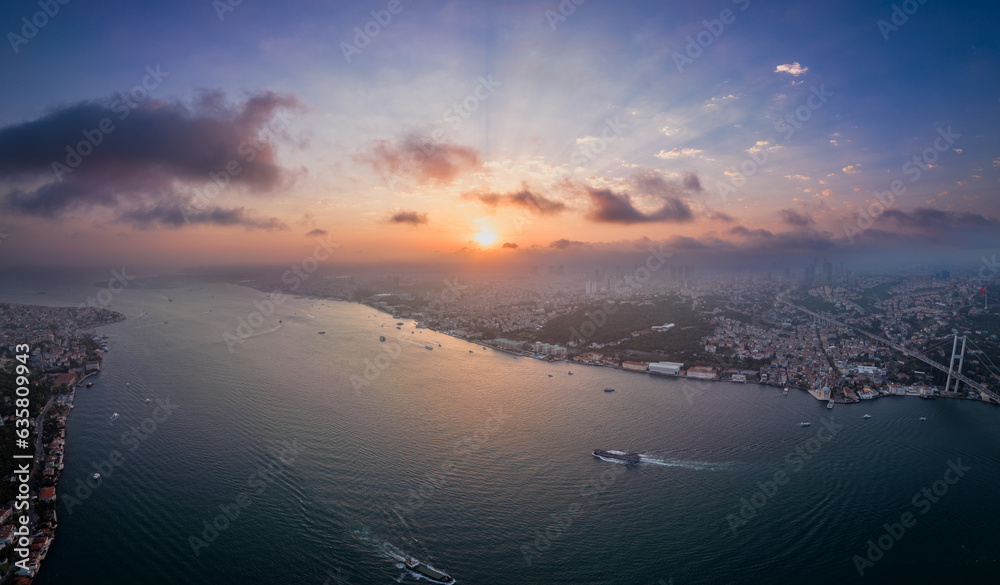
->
[[596, 450, 739, 471]]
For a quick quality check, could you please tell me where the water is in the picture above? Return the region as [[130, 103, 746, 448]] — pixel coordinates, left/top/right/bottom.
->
[[7, 280, 998, 584]]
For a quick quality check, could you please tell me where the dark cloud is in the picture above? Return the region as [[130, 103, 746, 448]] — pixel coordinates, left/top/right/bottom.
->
[[730, 225, 774, 238], [305, 228, 327, 236], [388, 210, 428, 225], [356, 135, 480, 185], [707, 210, 735, 222], [462, 184, 566, 215], [585, 186, 693, 224], [501, 242, 518, 249], [778, 208, 814, 227], [549, 238, 586, 249], [880, 207, 1000, 230], [118, 204, 287, 230], [683, 172, 703, 192], [0, 90, 299, 228], [632, 169, 703, 198]]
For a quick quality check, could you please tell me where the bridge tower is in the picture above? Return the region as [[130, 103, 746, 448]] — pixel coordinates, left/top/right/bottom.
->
[[944, 334, 967, 393]]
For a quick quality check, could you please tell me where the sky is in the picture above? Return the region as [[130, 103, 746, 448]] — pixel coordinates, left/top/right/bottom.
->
[[0, 0, 999, 271]]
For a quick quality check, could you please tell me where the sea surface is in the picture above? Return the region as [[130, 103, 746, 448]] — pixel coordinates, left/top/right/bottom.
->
[[4, 278, 999, 584]]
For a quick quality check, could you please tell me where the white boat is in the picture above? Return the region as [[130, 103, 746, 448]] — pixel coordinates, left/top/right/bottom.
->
[[783, 387, 788, 396], [827, 400, 834, 409], [109, 412, 120, 422], [863, 414, 872, 419], [800, 421, 811, 427], [93, 473, 100, 480], [919, 417, 927, 421], [145, 398, 150, 404]]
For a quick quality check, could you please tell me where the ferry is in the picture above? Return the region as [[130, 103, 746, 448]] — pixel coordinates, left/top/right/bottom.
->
[[593, 449, 641, 463], [404, 558, 455, 584], [604, 387, 615, 392], [827, 400, 834, 410], [800, 421, 811, 427]]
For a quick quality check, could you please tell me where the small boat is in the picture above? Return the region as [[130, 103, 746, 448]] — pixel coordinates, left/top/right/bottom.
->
[[800, 422, 811, 427], [86, 382, 94, 388], [404, 558, 455, 584], [827, 400, 834, 410], [110, 412, 120, 422], [568, 371, 573, 375], [397, 327, 401, 330], [604, 387, 615, 392], [438, 343, 441, 347], [379, 336, 386, 342], [783, 388, 788, 396], [469, 350, 473, 353], [919, 417, 927, 421], [92, 473, 100, 480], [482, 346, 487, 350], [593, 449, 641, 463], [863, 414, 872, 419], [318, 331, 326, 334], [425, 345, 434, 350], [396, 322, 404, 326], [145, 398, 150, 404], [126, 382, 130, 386], [548, 374, 553, 377]]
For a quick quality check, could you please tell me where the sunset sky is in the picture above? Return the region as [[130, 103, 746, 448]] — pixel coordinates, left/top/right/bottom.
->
[[1, 0, 999, 269]]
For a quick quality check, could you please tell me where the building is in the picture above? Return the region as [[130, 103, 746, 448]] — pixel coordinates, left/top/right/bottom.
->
[[649, 361, 683, 375], [38, 486, 57, 502], [52, 372, 77, 388], [533, 342, 568, 358], [686, 366, 717, 379], [622, 361, 649, 372]]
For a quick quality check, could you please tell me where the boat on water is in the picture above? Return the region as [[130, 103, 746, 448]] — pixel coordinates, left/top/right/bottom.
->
[[404, 558, 455, 584], [438, 343, 442, 347], [318, 331, 326, 334], [919, 417, 927, 421], [145, 398, 150, 404], [800, 421, 811, 427], [604, 387, 615, 392], [109, 413, 120, 422], [425, 345, 434, 350], [783, 387, 788, 396], [863, 414, 872, 419], [396, 322, 404, 326], [827, 400, 834, 409], [593, 449, 641, 463], [469, 350, 473, 353], [86, 382, 94, 388], [568, 371, 573, 375], [379, 336, 386, 342], [548, 374, 553, 377], [93, 473, 100, 480]]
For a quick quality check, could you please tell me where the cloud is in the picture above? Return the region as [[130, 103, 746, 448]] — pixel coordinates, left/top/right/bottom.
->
[[355, 135, 480, 185], [462, 184, 566, 214], [117, 204, 287, 230], [388, 210, 428, 225], [655, 147, 702, 159], [706, 210, 736, 222], [584, 186, 693, 224], [501, 242, 518, 249], [778, 208, 815, 227], [880, 207, 1000, 231], [632, 169, 703, 197], [730, 225, 774, 238], [305, 228, 327, 236], [775, 63, 808, 76], [842, 164, 861, 174], [549, 238, 586, 249], [0, 91, 299, 227], [785, 174, 811, 181]]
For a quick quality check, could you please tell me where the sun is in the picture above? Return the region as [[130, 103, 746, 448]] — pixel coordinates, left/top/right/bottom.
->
[[473, 225, 498, 246]]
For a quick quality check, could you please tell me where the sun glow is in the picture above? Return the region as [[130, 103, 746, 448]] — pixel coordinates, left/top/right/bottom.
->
[[473, 223, 498, 246]]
